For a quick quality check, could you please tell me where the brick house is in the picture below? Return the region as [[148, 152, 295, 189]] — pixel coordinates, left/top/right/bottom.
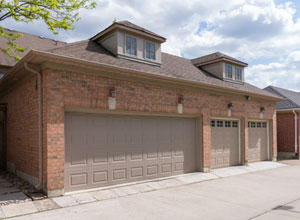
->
[[0, 21, 282, 196], [264, 86, 300, 159]]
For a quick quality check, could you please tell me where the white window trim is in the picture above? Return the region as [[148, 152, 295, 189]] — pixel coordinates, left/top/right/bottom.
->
[[225, 64, 233, 79], [145, 41, 156, 61], [125, 35, 137, 57], [235, 67, 243, 81]]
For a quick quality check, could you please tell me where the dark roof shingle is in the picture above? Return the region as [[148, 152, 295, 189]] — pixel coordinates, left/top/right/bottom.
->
[[264, 86, 300, 109], [192, 52, 248, 66], [0, 28, 66, 67], [46, 40, 279, 99]]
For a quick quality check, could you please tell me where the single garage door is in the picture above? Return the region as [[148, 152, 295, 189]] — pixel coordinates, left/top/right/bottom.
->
[[65, 114, 197, 192], [248, 121, 268, 162], [211, 119, 240, 169]]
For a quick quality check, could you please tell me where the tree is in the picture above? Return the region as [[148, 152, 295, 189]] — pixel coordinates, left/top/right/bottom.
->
[[0, 0, 97, 61]]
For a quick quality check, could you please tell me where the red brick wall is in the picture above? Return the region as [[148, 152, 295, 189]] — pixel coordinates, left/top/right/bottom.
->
[[0, 75, 39, 180], [42, 68, 277, 192], [277, 112, 299, 153]]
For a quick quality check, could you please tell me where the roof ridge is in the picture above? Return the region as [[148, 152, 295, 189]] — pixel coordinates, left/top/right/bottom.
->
[[46, 39, 88, 52], [2, 27, 66, 44]]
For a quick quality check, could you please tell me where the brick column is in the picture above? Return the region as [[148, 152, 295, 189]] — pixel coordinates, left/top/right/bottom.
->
[[272, 112, 277, 161], [202, 109, 211, 172], [42, 70, 65, 197], [243, 117, 249, 165], [297, 112, 300, 159]]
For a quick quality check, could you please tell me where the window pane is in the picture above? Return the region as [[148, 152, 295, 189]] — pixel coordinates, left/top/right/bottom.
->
[[225, 121, 231, 127], [126, 46, 131, 54], [257, 122, 261, 128], [251, 122, 255, 128], [236, 68, 242, 80], [131, 38, 136, 47], [150, 43, 155, 51], [125, 36, 137, 56], [146, 42, 150, 50], [226, 65, 232, 78], [150, 52, 155, 60], [146, 51, 150, 59], [232, 121, 238, 127], [126, 36, 131, 45], [262, 122, 267, 128], [217, 121, 223, 127], [132, 47, 137, 56], [211, 120, 215, 127]]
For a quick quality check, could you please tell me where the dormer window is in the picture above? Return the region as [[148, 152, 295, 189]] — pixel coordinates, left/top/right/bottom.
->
[[125, 36, 137, 56], [145, 42, 155, 60], [225, 64, 233, 79], [235, 67, 242, 81]]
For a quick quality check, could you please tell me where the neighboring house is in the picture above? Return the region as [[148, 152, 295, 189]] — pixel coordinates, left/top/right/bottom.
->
[[0, 21, 282, 196], [264, 86, 300, 159]]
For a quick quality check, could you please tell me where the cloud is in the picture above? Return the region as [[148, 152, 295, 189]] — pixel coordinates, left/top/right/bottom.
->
[[247, 51, 300, 91], [1, 0, 300, 91]]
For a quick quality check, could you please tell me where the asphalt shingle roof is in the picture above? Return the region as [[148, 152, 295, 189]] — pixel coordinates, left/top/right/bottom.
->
[[46, 40, 279, 99], [264, 86, 300, 109], [192, 52, 248, 66], [0, 28, 66, 67]]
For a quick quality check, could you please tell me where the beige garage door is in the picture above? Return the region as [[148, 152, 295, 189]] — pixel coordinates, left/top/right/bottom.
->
[[248, 121, 268, 162], [211, 119, 240, 169], [65, 114, 197, 192]]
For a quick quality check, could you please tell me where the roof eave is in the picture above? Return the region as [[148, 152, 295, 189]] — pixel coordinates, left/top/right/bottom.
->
[[194, 57, 248, 67], [0, 49, 281, 102], [91, 23, 166, 43], [277, 108, 300, 113]]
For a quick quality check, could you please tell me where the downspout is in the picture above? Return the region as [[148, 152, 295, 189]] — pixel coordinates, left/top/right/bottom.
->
[[24, 62, 43, 190], [293, 110, 298, 155]]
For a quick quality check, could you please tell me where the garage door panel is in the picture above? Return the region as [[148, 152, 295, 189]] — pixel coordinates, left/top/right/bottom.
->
[[65, 114, 196, 192], [248, 122, 268, 162], [70, 153, 88, 166], [91, 152, 108, 164], [211, 119, 239, 169]]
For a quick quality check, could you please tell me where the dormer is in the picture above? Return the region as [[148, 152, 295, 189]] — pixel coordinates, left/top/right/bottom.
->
[[91, 21, 166, 66], [192, 52, 248, 83]]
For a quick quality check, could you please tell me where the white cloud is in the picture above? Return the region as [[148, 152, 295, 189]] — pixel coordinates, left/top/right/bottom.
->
[[1, 0, 300, 91], [247, 53, 300, 91]]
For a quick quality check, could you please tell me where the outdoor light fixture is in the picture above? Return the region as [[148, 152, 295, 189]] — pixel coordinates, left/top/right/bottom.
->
[[260, 106, 265, 119], [246, 95, 251, 100], [110, 88, 116, 98], [177, 95, 184, 114], [227, 102, 233, 117], [178, 95, 184, 104], [108, 87, 116, 110]]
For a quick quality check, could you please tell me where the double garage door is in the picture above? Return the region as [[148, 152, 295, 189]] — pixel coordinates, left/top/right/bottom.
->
[[65, 114, 197, 192], [211, 119, 269, 169]]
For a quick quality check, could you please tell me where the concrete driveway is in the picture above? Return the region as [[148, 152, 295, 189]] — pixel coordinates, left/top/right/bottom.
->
[[8, 162, 300, 220]]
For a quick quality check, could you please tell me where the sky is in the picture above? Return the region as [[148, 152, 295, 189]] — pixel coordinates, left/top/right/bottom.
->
[[2, 0, 300, 91]]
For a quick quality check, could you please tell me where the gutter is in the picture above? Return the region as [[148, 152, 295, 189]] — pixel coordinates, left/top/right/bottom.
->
[[24, 62, 43, 191], [33, 50, 284, 101], [0, 49, 284, 102], [293, 110, 298, 155]]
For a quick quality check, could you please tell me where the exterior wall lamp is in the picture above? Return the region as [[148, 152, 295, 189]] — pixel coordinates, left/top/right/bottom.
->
[[177, 95, 184, 114], [108, 88, 116, 110], [260, 106, 265, 119], [227, 102, 233, 117]]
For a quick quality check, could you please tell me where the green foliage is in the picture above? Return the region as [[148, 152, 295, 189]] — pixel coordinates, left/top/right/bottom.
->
[[0, 0, 97, 61]]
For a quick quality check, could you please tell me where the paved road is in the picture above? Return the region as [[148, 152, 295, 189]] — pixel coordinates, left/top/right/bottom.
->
[[11, 163, 300, 220]]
